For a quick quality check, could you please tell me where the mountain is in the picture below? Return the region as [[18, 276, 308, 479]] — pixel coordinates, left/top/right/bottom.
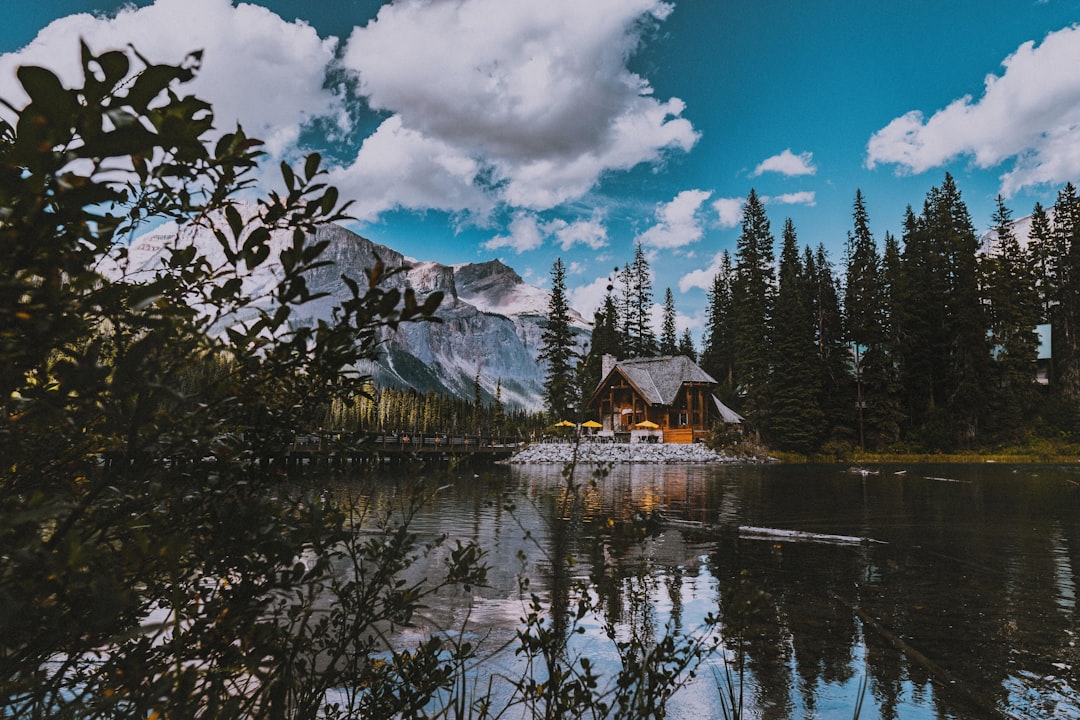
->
[[978, 206, 1056, 256], [111, 214, 589, 411]]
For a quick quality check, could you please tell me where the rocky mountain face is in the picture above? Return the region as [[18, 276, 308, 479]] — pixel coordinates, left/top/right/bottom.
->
[[115, 216, 589, 411]]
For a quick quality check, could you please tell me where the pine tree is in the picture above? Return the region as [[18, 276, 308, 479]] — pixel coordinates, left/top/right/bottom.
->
[[471, 368, 483, 433], [844, 189, 882, 449], [731, 189, 775, 431], [678, 328, 697, 361], [493, 378, 506, 436], [579, 286, 621, 405], [898, 175, 990, 448], [539, 257, 578, 421], [660, 287, 678, 356], [1027, 202, 1055, 321], [983, 195, 1040, 436], [809, 244, 852, 445], [1051, 183, 1080, 405], [700, 251, 735, 399], [618, 261, 635, 352], [626, 243, 658, 357], [870, 231, 905, 447], [768, 219, 825, 452], [934, 174, 991, 446]]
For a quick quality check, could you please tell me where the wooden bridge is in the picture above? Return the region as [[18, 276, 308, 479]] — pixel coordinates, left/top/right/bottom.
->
[[272, 432, 525, 468]]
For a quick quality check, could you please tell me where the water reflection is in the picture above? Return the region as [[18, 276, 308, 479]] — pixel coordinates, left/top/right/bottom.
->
[[329, 462, 1080, 719]]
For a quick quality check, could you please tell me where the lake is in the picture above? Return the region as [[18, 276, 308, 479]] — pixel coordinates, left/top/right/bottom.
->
[[328, 460, 1080, 719]]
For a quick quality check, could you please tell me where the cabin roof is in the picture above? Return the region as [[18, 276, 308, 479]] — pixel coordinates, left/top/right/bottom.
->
[[595, 355, 717, 407]]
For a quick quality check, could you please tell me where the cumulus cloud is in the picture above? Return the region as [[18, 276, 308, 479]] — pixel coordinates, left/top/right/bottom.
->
[[0, 0, 342, 158], [753, 149, 816, 177], [637, 189, 712, 249], [340, 0, 697, 216], [866, 24, 1080, 195], [549, 214, 609, 251], [763, 191, 816, 206], [480, 211, 610, 254], [678, 250, 727, 293], [568, 275, 615, 318], [483, 212, 546, 253], [327, 115, 493, 222], [712, 197, 744, 228]]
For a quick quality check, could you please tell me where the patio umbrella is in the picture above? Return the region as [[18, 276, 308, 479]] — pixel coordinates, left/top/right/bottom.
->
[[634, 420, 660, 429], [555, 420, 577, 427], [581, 420, 603, 428]]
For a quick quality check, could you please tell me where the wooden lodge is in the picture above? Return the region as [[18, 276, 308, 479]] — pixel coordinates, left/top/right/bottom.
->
[[585, 354, 742, 444]]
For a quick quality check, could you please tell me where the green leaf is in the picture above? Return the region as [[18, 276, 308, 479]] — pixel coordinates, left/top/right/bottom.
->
[[304, 152, 321, 182]]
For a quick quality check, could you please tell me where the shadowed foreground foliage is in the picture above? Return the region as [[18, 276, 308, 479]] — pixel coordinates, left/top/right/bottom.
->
[[0, 45, 725, 719]]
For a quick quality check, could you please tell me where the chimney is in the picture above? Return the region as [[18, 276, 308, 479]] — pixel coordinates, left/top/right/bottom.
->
[[601, 354, 616, 379]]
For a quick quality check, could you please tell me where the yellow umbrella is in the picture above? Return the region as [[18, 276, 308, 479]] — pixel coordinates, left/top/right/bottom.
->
[[634, 420, 660, 429], [555, 420, 577, 427], [581, 420, 603, 428]]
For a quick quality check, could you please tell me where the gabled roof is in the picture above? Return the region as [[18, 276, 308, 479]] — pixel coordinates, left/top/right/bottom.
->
[[594, 355, 718, 407], [713, 395, 743, 424]]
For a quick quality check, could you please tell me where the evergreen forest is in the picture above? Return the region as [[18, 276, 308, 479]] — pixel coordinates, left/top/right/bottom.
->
[[545, 180, 1080, 456]]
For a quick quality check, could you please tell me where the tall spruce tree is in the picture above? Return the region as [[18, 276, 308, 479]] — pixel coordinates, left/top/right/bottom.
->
[[731, 189, 775, 432], [660, 287, 679, 356], [933, 174, 991, 446], [810, 244, 852, 445], [579, 287, 621, 408], [626, 242, 658, 357], [871, 231, 905, 446], [768, 219, 825, 452], [1027, 202, 1055, 321], [1051, 183, 1080, 405], [983, 195, 1040, 436], [678, 328, 697, 361], [539, 257, 577, 420], [896, 201, 947, 440], [843, 189, 882, 448], [700, 251, 736, 401], [898, 175, 990, 448]]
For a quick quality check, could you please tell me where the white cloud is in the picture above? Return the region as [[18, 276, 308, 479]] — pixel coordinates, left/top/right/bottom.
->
[[483, 212, 546, 253], [568, 275, 615, 318], [679, 250, 727, 293], [753, 149, 816, 177], [549, 214, 609, 251], [340, 0, 696, 214], [866, 24, 1080, 195], [764, 191, 817, 206], [712, 197, 744, 228], [637, 189, 712, 249], [327, 115, 493, 222], [0, 0, 342, 159]]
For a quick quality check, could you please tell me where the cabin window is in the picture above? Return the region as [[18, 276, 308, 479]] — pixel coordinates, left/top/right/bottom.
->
[[678, 412, 688, 426]]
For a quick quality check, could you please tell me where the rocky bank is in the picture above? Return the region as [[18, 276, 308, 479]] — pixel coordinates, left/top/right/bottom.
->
[[503, 441, 770, 464]]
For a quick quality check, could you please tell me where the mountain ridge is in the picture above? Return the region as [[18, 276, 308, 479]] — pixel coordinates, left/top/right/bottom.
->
[[113, 215, 589, 411]]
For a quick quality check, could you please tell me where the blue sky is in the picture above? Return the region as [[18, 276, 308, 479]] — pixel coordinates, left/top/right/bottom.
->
[[4, 1, 1080, 342]]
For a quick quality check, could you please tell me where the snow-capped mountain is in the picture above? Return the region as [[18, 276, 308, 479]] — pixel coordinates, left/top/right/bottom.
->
[[978, 207, 1057, 256], [111, 215, 589, 411]]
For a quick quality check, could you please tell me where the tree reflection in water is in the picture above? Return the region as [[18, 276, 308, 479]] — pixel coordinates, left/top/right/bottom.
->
[[339, 462, 1080, 719]]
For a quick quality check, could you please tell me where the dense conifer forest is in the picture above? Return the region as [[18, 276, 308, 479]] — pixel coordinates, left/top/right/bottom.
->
[[540, 175, 1080, 455]]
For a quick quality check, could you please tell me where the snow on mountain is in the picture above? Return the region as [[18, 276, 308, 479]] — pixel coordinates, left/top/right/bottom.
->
[[110, 212, 588, 411], [978, 206, 1057, 256], [454, 259, 588, 328]]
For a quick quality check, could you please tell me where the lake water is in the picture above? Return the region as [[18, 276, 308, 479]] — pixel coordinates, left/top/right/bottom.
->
[[329, 460, 1080, 719]]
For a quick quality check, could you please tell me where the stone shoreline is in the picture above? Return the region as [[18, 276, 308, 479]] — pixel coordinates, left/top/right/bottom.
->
[[502, 441, 771, 464]]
